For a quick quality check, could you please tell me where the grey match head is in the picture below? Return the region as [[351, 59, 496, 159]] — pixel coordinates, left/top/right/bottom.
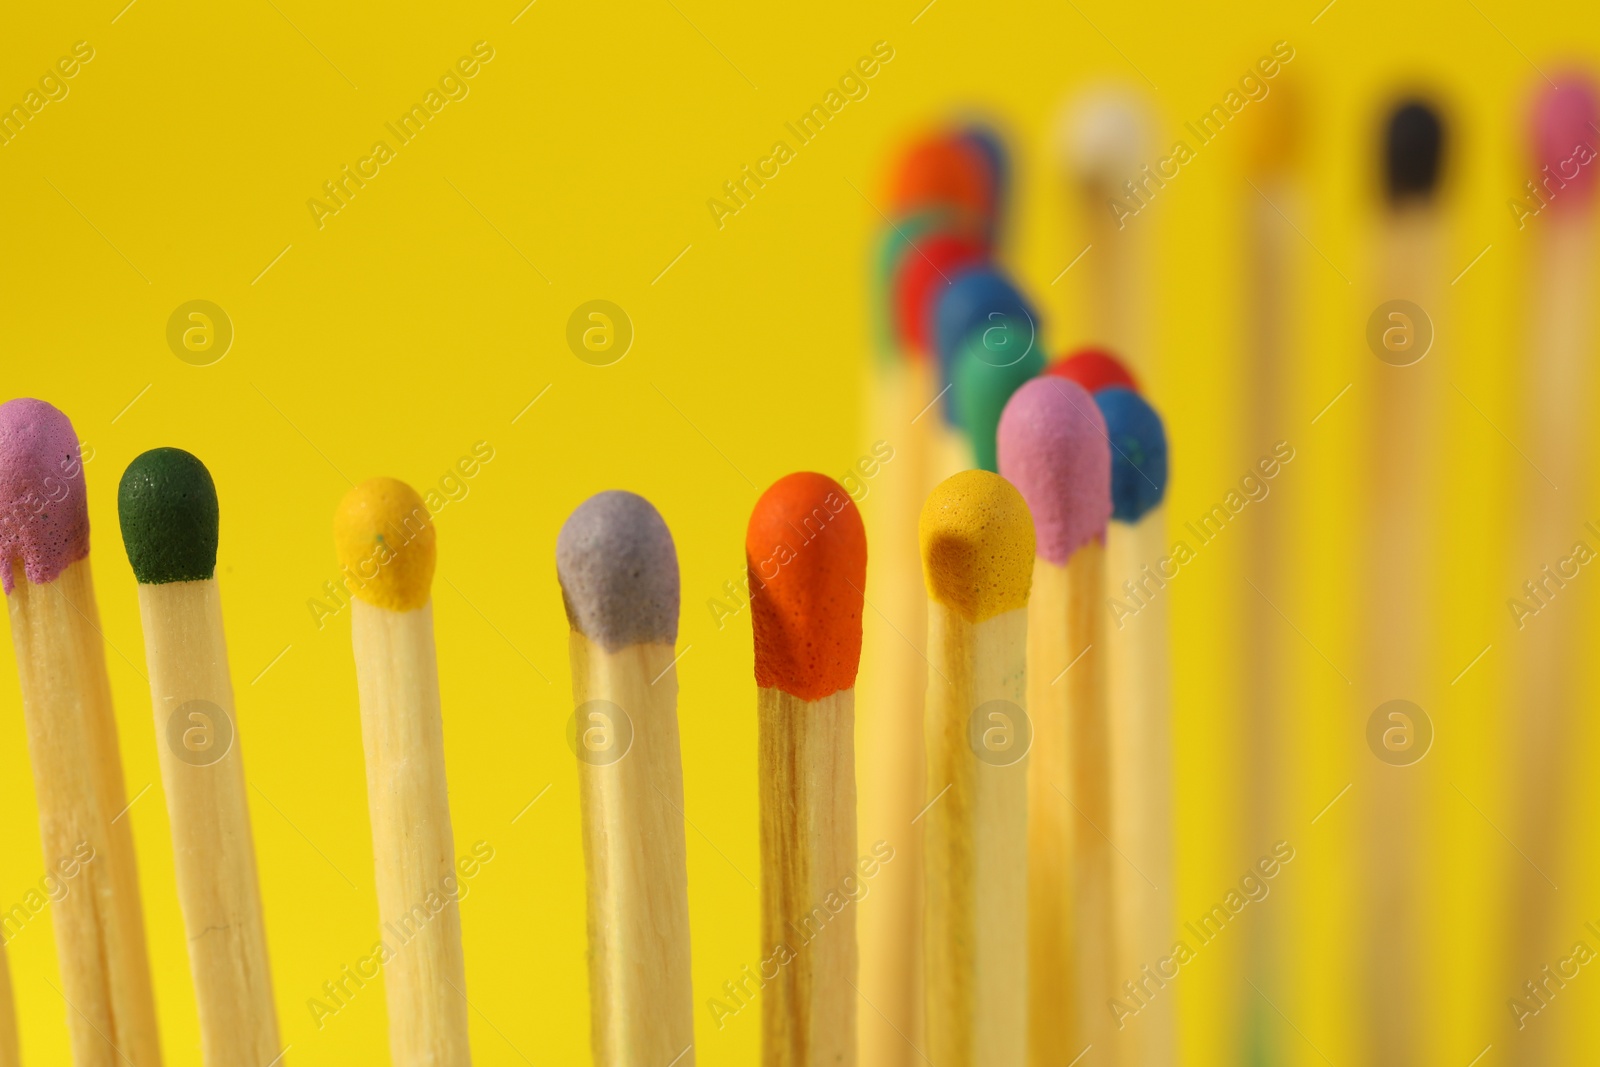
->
[[557, 490, 679, 651]]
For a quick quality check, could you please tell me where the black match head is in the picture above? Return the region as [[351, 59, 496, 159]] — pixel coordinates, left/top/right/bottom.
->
[[1384, 99, 1446, 204]]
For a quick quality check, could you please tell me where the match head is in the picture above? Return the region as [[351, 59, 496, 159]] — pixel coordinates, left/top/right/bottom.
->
[[959, 123, 1009, 194], [893, 233, 987, 357], [996, 377, 1111, 563], [334, 477, 436, 612], [117, 448, 219, 585], [556, 491, 679, 652], [1245, 78, 1300, 176], [919, 469, 1035, 622], [1058, 89, 1151, 186], [1095, 387, 1168, 524], [890, 133, 994, 227], [951, 323, 1047, 471], [1045, 347, 1139, 394], [0, 398, 89, 595], [1532, 77, 1599, 210], [931, 267, 1037, 379], [1383, 98, 1446, 203], [747, 473, 866, 701], [873, 210, 956, 358]]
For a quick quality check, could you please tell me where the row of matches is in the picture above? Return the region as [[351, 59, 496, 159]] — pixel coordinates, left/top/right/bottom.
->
[[859, 115, 1174, 1067], [0, 343, 1163, 1067], [858, 72, 1600, 1067]]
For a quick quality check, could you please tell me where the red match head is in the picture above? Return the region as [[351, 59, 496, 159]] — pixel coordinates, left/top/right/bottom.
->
[[892, 233, 987, 359], [1045, 347, 1139, 394]]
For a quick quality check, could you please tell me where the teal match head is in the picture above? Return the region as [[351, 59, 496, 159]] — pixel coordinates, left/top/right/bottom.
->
[[117, 448, 219, 584], [951, 316, 1047, 471]]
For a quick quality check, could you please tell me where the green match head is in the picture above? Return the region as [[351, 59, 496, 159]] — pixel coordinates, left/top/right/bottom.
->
[[118, 448, 219, 584]]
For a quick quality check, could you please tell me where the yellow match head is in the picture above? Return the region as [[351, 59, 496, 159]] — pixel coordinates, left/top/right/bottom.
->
[[919, 469, 1036, 622], [334, 477, 436, 611]]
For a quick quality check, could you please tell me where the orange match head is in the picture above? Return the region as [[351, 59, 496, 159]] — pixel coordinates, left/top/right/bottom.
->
[[747, 472, 867, 701], [891, 133, 994, 226]]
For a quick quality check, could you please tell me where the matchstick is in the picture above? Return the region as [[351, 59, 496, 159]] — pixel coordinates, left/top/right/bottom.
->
[[748, 473, 867, 1066], [335, 477, 470, 1065], [557, 491, 694, 1066], [860, 134, 1004, 1067], [919, 469, 1035, 1067], [1058, 90, 1154, 379], [1502, 76, 1598, 1066], [997, 377, 1114, 1066], [0, 398, 162, 1066], [117, 448, 281, 1065], [1093, 383, 1172, 1065], [1237, 80, 1297, 1067], [1363, 97, 1447, 1067]]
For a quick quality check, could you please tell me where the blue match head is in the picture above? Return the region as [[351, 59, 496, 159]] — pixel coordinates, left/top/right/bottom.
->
[[1095, 386, 1167, 523], [930, 268, 1038, 414], [959, 123, 1009, 234]]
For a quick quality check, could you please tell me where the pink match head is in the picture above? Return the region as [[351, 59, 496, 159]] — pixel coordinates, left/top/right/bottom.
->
[[996, 376, 1111, 564], [0, 399, 90, 594], [1533, 76, 1600, 209]]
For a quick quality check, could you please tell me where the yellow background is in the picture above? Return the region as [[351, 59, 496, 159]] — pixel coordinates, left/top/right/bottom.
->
[[0, 0, 1597, 1062]]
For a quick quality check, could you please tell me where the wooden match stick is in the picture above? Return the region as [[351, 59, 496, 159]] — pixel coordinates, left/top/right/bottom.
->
[[335, 477, 470, 1066], [1237, 82, 1298, 1067], [0, 398, 162, 1066], [1502, 76, 1598, 1065], [1047, 353, 1178, 1061], [1058, 91, 1154, 379], [557, 491, 694, 1066], [861, 136, 1001, 1067], [1363, 97, 1447, 1067], [893, 232, 989, 474], [117, 448, 280, 1064], [919, 469, 1034, 1067], [748, 472, 867, 1066], [997, 376, 1114, 1066], [1090, 381, 1172, 1065]]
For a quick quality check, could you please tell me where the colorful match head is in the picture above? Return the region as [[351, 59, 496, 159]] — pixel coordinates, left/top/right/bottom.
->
[[873, 210, 960, 359], [1059, 89, 1151, 188], [931, 266, 1038, 380], [959, 122, 1010, 223], [919, 469, 1035, 622], [747, 473, 866, 701], [334, 477, 436, 612], [1532, 76, 1599, 210], [996, 377, 1111, 564], [1095, 386, 1168, 524], [557, 490, 680, 652], [893, 232, 988, 357], [1383, 98, 1446, 203], [951, 323, 1047, 471], [1245, 77, 1300, 177], [1046, 347, 1139, 394], [117, 448, 219, 585], [0, 398, 90, 595], [891, 133, 995, 229]]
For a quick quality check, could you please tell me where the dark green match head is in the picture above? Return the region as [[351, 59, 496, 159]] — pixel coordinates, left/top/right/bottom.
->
[[118, 448, 219, 584]]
